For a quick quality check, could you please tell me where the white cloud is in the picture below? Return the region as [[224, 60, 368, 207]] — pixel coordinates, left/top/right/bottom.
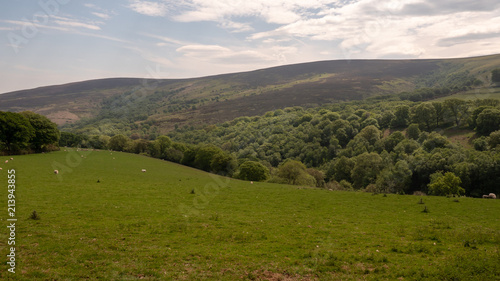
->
[[53, 20, 101, 30], [170, 0, 338, 31], [129, 0, 169, 17], [92, 12, 111, 20], [243, 0, 500, 59], [176, 44, 232, 57]]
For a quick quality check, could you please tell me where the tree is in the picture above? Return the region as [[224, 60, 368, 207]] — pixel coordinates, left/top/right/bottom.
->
[[444, 99, 468, 127], [432, 102, 446, 128], [329, 156, 355, 183], [237, 161, 269, 181], [379, 111, 395, 129], [391, 105, 410, 128], [357, 125, 381, 146], [428, 171, 464, 196], [376, 160, 412, 194], [492, 68, 500, 84], [0, 111, 35, 153], [412, 103, 436, 131], [381, 131, 405, 153], [152, 135, 172, 158], [488, 130, 500, 149], [20, 111, 60, 151], [277, 160, 315, 186], [422, 132, 449, 152], [210, 151, 237, 176], [406, 124, 421, 140], [108, 134, 130, 151], [351, 152, 383, 189], [476, 108, 500, 135], [194, 145, 222, 171]]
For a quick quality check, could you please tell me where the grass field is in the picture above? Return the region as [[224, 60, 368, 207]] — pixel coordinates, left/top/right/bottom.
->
[[0, 150, 499, 280]]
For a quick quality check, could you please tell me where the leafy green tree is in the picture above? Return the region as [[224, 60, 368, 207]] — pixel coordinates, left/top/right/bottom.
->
[[422, 132, 449, 152], [277, 160, 315, 186], [472, 136, 488, 151], [476, 108, 500, 135], [428, 171, 464, 196], [329, 156, 355, 183], [131, 139, 150, 154], [391, 105, 410, 128], [381, 131, 405, 153], [152, 135, 172, 158], [444, 99, 468, 127], [0, 111, 35, 153], [210, 151, 237, 176], [357, 125, 381, 146], [351, 152, 383, 189], [237, 161, 269, 181], [306, 168, 325, 187], [194, 145, 222, 171], [432, 102, 446, 128], [488, 130, 500, 149], [379, 111, 395, 129], [412, 103, 436, 131], [492, 68, 500, 84], [376, 160, 412, 194], [20, 111, 60, 151], [406, 124, 421, 140], [108, 134, 130, 151]]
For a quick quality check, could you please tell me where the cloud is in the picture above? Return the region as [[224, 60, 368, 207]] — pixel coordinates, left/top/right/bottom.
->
[[53, 19, 101, 30], [438, 32, 500, 47], [243, 0, 500, 60], [175, 44, 279, 65], [92, 12, 111, 20], [128, 0, 169, 17], [142, 33, 189, 46], [176, 45, 232, 57], [171, 0, 338, 31]]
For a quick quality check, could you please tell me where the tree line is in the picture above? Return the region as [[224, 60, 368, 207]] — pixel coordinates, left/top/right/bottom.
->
[[0, 111, 60, 155], [59, 96, 500, 198]]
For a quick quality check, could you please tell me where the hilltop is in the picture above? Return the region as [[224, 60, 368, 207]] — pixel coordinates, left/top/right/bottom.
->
[[1, 54, 499, 133]]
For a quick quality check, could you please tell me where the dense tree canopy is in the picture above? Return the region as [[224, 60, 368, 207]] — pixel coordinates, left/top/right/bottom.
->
[[20, 111, 60, 152], [0, 111, 35, 153]]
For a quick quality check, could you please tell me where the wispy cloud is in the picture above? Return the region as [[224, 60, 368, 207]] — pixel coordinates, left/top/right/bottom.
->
[[92, 12, 111, 20], [128, 0, 169, 17]]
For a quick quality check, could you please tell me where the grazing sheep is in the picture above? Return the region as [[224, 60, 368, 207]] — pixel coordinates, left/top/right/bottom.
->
[[10, 157, 13, 160], [250, 181, 253, 184], [141, 169, 146, 173], [489, 193, 497, 199], [54, 170, 59, 174], [0, 167, 2, 170], [5, 160, 8, 163]]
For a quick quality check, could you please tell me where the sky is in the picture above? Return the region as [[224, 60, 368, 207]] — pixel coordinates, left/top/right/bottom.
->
[[1, 0, 499, 94]]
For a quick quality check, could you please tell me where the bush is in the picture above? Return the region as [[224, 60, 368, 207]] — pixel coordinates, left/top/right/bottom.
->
[[428, 171, 464, 196], [237, 161, 269, 182]]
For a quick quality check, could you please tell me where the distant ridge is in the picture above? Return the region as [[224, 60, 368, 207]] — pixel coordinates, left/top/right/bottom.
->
[[1, 54, 499, 128]]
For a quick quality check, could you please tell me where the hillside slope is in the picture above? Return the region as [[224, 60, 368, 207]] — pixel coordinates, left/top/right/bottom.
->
[[0, 150, 498, 280], [1, 54, 499, 131]]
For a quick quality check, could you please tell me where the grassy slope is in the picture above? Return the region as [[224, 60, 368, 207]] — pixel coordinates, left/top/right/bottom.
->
[[0, 151, 499, 280]]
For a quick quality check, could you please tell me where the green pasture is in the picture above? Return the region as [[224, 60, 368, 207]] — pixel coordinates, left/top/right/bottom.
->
[[0, 150, 499, 280]]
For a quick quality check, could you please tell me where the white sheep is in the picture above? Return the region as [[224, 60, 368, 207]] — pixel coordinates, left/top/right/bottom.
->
[[4, 160, 8, 163], [0, 167, 2, 170], [10, 157, 13, 160], [54, 170, 59, 174], [141, 169, 146, 173], [489, 193, 497, 199]]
